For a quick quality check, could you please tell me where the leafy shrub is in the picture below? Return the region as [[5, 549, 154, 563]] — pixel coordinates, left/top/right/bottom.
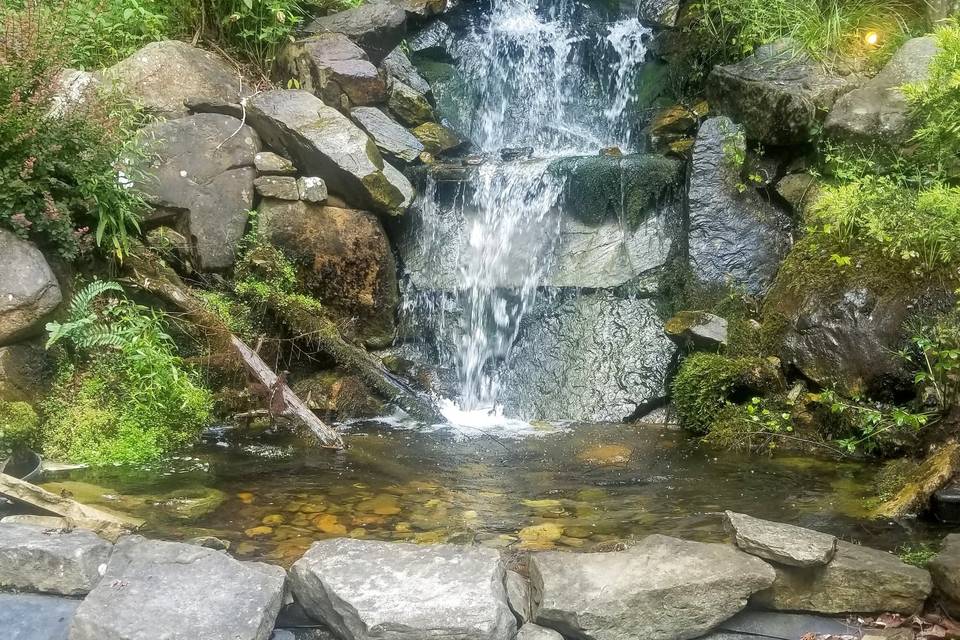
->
[[203, 0, 306, 72], [0, 401, 41, 457], [904, 309, 960, 412], [0, 3, 145, 260], [43, 281, 213, 465], [703, 396, 795, 452]]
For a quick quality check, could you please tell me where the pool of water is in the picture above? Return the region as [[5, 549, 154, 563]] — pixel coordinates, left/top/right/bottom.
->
[[34, 421, 949, 566]]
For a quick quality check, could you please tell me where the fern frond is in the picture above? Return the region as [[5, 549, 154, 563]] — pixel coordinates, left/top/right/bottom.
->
[[68, 281, 124, 322], [77, 325, 128, 350]]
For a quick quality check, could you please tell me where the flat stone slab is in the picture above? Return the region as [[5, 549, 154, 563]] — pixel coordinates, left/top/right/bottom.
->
[[753, 541, 932, 614], [0, 523, 111, 596], [0, 592, 81, 640], [725, 511, 837, 567], [529, 534, 776, 640], [289, 538, 516, 640], [69, 536, 285, 640], [708, 610, 859, 638]]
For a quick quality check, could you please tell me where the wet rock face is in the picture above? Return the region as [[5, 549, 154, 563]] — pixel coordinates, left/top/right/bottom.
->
[[529, 534, 776, 640], [753, 540, 932, 614], [777, 287, 911, 396], [70, 536, 285, 640], [289, 538, 516, 640], [134, 113, 260, 271], [499, 292, 676, 422], [257, 199, 398, 347], [103, 40, 246, 118], [707, 39, 861, 145], [0, 231, 62, 346], [826, 37, 939, 146], [0, 342, 52, 402], [278, 34, 387, 110], [687, 117, 792, 295], [244, 90, 410, 215], [305, 0, 407, 64], [0, 523, 112, 596], [381, 46, 432, 96]]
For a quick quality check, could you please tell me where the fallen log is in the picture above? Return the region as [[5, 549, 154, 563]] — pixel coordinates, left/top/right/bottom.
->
[[873, 440, 960, 518], [122, 246, 344, 449], [0, 473, 143, 542]]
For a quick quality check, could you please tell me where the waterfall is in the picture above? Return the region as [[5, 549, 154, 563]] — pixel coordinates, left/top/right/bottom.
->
[[404, 0, 653, 421]]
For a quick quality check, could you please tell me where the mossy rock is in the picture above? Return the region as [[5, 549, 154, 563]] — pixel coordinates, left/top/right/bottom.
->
[[873, 441, 960, 518]]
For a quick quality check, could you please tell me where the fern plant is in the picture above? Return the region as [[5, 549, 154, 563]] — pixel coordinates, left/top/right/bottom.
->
[[45, 280, 127, 349]]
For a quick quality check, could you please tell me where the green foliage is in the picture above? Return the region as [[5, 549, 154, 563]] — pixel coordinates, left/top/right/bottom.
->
[[704, 396, 795, 451], [897, 542, 937, 567], [203, 0, 306, 71], [672, 353, 773, 435], [0, 401, 41, 457], [904, 19, 960, 173], [43, 282, 212, 465], [820, 389, 932, 454], [235, 241, 324, 315], [904, 309, 960, 412], [196, 290, 257, 340], [0, 4, 145, 260]]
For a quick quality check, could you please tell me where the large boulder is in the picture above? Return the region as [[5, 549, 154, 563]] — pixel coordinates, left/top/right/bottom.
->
[[257, 199, 398, 347], [380, 46, 431, 96], [0, 231, 62, 346], [277, 34, 387, 110], [529, 535, 776, 640], [135, 113, 260, 271], [0, 592, 81, 640], [724, 511, 837, 567], [350, 106, 425, 163], [69, 536, 285, 640], [776, 286, 911, 395], [103, 40, 245, 118], [930, 533, 960, 617], [289, 538, 516, 640], [687, 117, 791, 295], [825, 37, 939, 146], [707, 39, 861, 145], [636, 0, 680, 27], [0, 523, 112, 596], [245, 90, 411, 215], [499, 292, 676, 422], [305, 0, 406, 64], [753, 541, 932, 614]]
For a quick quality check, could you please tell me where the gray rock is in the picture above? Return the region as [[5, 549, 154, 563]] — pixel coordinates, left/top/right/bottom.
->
[[134, 113, 260, 271], [49, 68, 100, 118], [255, 176, 301, 201], [775, 172, 818, 215], [255, 152, 296, 176], [499, 293, 677, 423], [351, 106, 425, 163], [0, 592, 81, 640], [636, 0, 680, 27], [289, 538, 516, 640], [69, 536, 285, 640], [278, 34, 386, 110], [506, 570, 532, 623], [687, 117, 791, 295], [103, 40, 245, 118], [707, 39, 861, 145], [826, 37, 939, 146], [305, 0, 406, 64], [700, 610, 858, 640], [0, 515, 71, 528], [244, 90, 410, 215], [724, 511, 837, 567], [0, 231, 62, 346], [516, 624, 563, 640], [297, 177, 329, 203], [665, 312, 729, 349], [753, 541, 932, 614], [383, 161, 414, 211], [929, 533, 960, 617], [387, 78, 435, 127], [0, 523, 112, 596], [408, 20, 454, 58], [776, 287, 911, 396], [0, 341, 52, 402], [381, 47, 431, 96], [389, 0, 447, 17], [529, 535, 776, 640]]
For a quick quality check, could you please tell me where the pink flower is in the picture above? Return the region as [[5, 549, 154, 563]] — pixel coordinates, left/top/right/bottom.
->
[[10, 213, 32, 229]]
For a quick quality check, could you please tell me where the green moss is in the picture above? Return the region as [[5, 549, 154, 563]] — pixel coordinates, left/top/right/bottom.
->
[[196, 290, 257, 340], [898, 542, 938, 568], [873, 457, 921, 502], [0, 401, 40, 457]]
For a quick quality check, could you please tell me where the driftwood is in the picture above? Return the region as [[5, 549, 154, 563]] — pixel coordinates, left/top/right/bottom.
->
[[0, 473, 143, 542], [873, 440, 960, 518], [122, 247, 345, 449]]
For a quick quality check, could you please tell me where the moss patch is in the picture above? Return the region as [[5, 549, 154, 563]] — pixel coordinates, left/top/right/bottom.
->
[[0, 401, 40, 457]]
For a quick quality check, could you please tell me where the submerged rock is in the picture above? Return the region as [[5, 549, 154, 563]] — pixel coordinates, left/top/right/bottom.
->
[[244, 90, 410, 215], [753, 541, 932, 614], [687, 117, 791, 295], [278, 34, 387, 110], [305, 0, 407, 64], [70, 536, 285, 640], [289, 538, 516, 640], [0, 592, 81, 640], [930, 533, 960, 617], [724, 511, 837, 567], [499, 292, 676, 422], [529, 534, 776, 640], [103, 40, 245, 118], [825, 37, 939, 146], [0, 231, 62, 346], [707, 39, 861, 145], [135, 113, 260, 271], [0, 523, 112, 596]]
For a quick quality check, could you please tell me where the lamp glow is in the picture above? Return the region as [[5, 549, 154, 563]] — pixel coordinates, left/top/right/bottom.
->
[[865, 31, 879, 46]]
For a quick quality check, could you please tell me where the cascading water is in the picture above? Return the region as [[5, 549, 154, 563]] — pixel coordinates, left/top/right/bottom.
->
[[404, 0, 653, 423]]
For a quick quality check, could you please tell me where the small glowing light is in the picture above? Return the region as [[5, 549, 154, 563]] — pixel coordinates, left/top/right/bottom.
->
[[865, 31, 879, 46]]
